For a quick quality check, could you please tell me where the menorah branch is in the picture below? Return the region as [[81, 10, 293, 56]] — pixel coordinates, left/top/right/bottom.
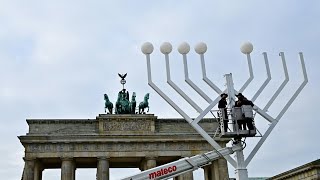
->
[[191, 91, 227, 125], [263, 52, 289, 111], [246, 52, 308, 166], [239, 53, 254, 93], [145, 53, 192, 123], [200, 53, 223, 94], [245, 121, 278, 166], [251, 52, 272, 102], [182, 53, 212, 103], [164, 52, 203, 113], [275, 52, 308, 121]]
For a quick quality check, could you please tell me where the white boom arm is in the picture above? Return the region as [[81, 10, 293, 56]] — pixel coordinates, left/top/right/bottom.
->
[[121, 145, 242, 180]]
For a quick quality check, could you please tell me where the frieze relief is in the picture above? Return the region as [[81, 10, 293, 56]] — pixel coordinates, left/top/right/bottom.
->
[[100, 118, 154, 132], [26, 142, 211, 153]]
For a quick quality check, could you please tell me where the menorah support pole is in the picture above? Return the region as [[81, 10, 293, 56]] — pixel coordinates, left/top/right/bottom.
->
[[225, 73, 249, 180], [235, 145, 249, 180], [225, 74, 236, 107]]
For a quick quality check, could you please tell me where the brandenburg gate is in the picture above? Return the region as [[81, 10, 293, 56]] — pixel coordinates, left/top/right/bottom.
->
[[19, 114, 229, 180]]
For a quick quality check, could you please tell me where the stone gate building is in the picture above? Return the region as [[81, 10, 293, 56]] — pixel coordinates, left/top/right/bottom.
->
[[19, 114, 229, 180]]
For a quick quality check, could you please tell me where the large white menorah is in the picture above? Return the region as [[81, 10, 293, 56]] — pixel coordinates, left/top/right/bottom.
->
[[141, 42, 308, 180]]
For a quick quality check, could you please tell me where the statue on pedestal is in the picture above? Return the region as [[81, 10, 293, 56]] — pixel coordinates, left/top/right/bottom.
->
[[104, 73, 149, 115]]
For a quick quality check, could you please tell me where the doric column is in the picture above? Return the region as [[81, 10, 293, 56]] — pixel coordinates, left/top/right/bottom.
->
[[139, 159, 147, 171], [34, 160, 43, 180], [22, 157, 35, 180], [97, 157, 110, 180], [174, 171, 194, 180], [61, 158, 75, 180], [203, 161, 218, 180], [217, 158, 229, 180], [146, 157, 157, 170], [203, 159, 229, 180], [139, 157, 157, 171], [71, 160, 76, 180]]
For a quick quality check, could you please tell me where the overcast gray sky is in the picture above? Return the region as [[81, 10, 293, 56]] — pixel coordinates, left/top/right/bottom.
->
[[0, 1, 319, 179]]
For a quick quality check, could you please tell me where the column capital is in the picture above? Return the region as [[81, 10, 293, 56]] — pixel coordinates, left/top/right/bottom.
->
[[97, 156, 110, 160], [145, 156, 158, 160], [145, 157, 157, 170], [23, 157, 36, 162], [181, 155, 191, 158], [34, 159, 44, 170], [61, 157, 74, 161]]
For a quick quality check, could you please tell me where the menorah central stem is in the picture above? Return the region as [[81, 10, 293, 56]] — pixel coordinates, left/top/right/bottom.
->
[[225, 73, 249, 180], [225, 74, 236, 108]]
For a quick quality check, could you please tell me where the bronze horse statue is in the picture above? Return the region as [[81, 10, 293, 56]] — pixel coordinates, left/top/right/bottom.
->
[[139, 93, 149, 114], [104, 94, 113, 114]]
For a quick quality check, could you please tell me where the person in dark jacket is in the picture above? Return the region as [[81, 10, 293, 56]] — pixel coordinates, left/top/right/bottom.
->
[[235, 93, 254, 107], [218, 93, 228, 132], [235, 93, 255, 130], [235, 93, 244, 107]]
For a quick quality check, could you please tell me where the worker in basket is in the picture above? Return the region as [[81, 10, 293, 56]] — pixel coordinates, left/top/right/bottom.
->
[[218, 93, 228, 132], [235, 93, 254, 130]]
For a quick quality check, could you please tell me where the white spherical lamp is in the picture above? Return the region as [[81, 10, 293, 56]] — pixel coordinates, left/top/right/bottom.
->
[[141, 42, 154, 54], [178, 42, 190, 54], [160, 42, 172, 54], [195, 42, 207, 54], [240, 41, 253, 54]]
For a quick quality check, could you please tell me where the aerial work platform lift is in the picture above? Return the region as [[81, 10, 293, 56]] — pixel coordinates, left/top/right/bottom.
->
[[122, 145, 242, 180]]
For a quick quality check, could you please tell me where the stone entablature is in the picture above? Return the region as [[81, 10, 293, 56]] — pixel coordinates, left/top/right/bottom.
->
[[26, 114, 219, 135], [23, 141, 213, 158], [21, 114, 225, 157]]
